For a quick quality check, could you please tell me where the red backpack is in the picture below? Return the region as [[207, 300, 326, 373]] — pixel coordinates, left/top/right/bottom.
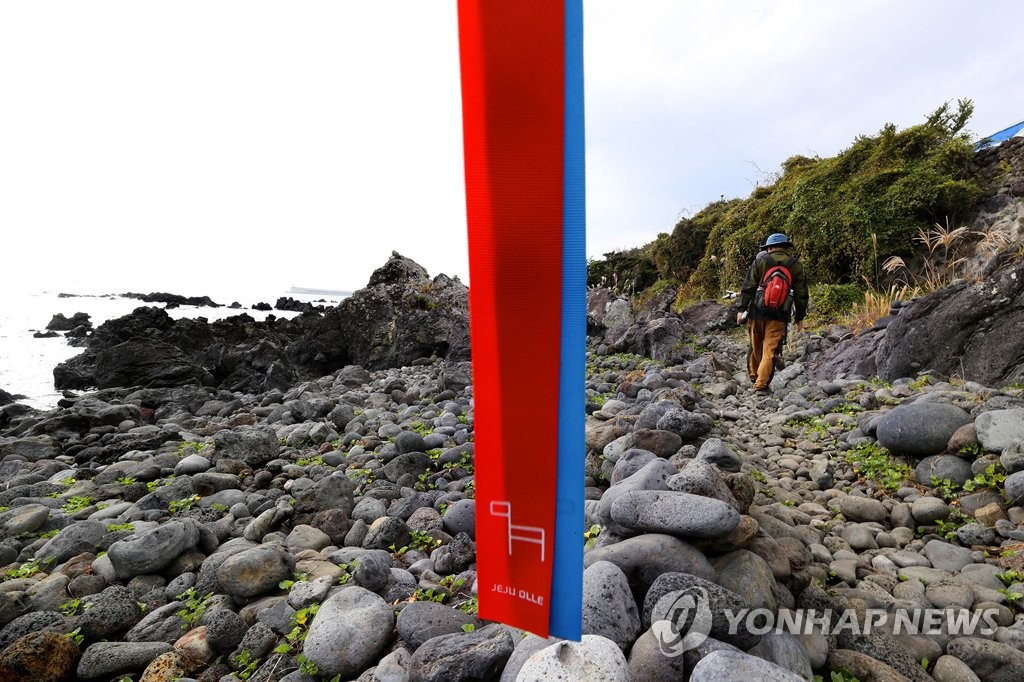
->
[[756, 255, 797, 313]]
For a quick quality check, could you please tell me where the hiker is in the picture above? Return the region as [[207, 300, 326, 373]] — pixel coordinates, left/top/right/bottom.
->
[[735, 232, 809, 393]]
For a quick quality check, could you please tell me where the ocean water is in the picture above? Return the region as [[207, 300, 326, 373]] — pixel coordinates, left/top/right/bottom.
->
[[0, 287, 347, 410]]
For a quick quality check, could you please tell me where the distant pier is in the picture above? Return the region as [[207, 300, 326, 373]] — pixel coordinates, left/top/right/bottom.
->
[[287, 286, 353, 298]]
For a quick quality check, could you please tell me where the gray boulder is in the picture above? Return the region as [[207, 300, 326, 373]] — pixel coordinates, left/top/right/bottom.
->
[[655, 409, 713, 442], [748, 632, 814, 681], [583, 534, 714, 599], [34, 520, 109, 565], [582, 561, 641, 651], [212, 427, 279, 468], [690, 649, 804, 681], [0, 436, 61, 462], [216, 544, 294, 599], [304, 586, 395, 677], [94, 337, 210, 389], [409, 624, 514, 682], [610, 490, 740, 538], [442, 499, 476, 538], [106, 520, 201, 581], [876, 402, 973, 457], [1004, 470, 1024, 504], [626, 627, 688, 682], [124, 602, 187, 644], [645, 573, 760, 650], [873, 259, 1024, 387], [500, 635, 558, 682], [710, 550, 777, 611], [293, 473, 355, 516], [396, 601, 480, 651], [695, 438, 742, 472], [77, 641, 172, 680], [977, 408, 1024, 452], [916, 455, 974, 486], [514, 635, 628, 682], [70, 586, 143, 642], [945, 636, 1024, 682], [596, 458, 676, 532], [290, 253, 470, 373]]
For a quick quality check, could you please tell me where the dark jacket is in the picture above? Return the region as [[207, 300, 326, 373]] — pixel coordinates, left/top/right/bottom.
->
[[737, 249, 809, 322]]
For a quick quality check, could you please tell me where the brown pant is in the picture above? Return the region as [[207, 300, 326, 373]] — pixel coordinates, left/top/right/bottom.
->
[[747, 319, 787, 390]]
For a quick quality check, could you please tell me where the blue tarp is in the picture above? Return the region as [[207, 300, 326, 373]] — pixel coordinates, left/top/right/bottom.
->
[[976, 120, 1024, 150]]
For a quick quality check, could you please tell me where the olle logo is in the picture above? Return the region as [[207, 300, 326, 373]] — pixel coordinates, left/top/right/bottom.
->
[[651, 587, 713, 657]]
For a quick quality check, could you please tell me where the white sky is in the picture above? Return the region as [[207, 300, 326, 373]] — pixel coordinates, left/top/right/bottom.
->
[[3, 1, 1024, 298]]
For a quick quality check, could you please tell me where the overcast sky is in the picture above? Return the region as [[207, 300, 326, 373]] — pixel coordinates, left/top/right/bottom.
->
[[3, 1, 1024, 298]]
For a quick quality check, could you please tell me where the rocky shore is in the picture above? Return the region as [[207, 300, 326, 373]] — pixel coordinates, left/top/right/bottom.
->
[[2, 258, 1024, 681]]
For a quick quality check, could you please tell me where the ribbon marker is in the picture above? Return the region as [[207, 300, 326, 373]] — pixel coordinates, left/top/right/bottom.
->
[[458, 0, 585, 638]]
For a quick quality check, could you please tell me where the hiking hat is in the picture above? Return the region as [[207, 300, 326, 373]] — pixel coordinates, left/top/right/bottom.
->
[[760, 233, 793, 249]]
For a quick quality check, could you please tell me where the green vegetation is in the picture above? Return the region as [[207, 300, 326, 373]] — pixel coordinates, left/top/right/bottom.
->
[[274, 602, 321, 677], [409, 530, 443, 552], [16, 528, 60, 542], [296, 454, 326, 467], [458, 595, 479, 615], [930, 477, 960, 502], [958, 442, 984, 458], [169, 495, 201, 514], [414, 587, 449, 604], [278, 572, 308, 591], [813, 670, 862, 682], [962, 463, 1007, 492], [786, 415, 830, 438], [146, 475, 177, 492], [61, 496, 94, 514], [233, 649, 259, 681], [60, 598, 89, 617], [908, 375, 933, 392], [177, 440, 209, 456], [998, 589, 1023, 608], [409, 421, 433, 436], [584, 524, 602, 549], [808, 283, 866, 323], [933, 509, 970, 541], [843, 442, 911, 492], [115, 476, 137, 486], [996, 569, 1024, 585], [589, 101, 987, 318], [106, 522, 135, 533], [3, 557, 54, 581], [175, 588, 214, 629]]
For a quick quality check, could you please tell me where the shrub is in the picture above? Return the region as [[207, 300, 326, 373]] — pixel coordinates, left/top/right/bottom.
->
[[809, 283, 864, 322], [588, 100, 987, 302]]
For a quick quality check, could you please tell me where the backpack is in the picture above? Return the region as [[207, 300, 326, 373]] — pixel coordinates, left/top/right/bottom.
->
[[756, 255, 797, 314]]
